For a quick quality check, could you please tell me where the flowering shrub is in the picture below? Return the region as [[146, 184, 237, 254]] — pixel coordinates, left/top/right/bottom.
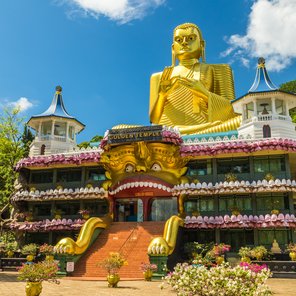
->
[[54, 209, 63, 216], [211, 243, 230, 256], [224, 172, 237, 182], [240, 262, 268, 273], [100, 252, 127, 275], [251, 246, 268, 260], [184, 242, 213, 259], [39, 243, 54, 255], [230, 206, 241, 216], [5, 241, 18, 252], [21, 243, 38, 255], [191, 256, 216, 268], [286, 243, 296, 253], [18, 260, 60, 284], [24, 211, 33, 221], [163, 262, 272, 296], [238, 246, 252, 258], [185, 242, 230, 267], [78, 209, 90, 215], [140, 262, 157, 272], [264, 173, 275, 181]]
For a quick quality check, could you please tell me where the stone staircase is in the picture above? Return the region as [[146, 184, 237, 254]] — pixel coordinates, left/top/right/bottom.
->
[[71, 221, 165, 278]]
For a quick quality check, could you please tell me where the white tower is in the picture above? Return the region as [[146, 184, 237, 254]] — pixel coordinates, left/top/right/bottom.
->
[[27, 86, 85, 156], [232, 58, 296, 139]]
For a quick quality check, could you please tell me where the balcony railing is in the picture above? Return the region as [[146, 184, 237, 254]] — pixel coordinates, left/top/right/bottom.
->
[[243, 114, 290, 124], [39, 135, 67, 142]]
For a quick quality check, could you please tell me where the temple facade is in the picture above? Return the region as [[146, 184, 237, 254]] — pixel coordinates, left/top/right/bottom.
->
[[10, 58, 296, 276]]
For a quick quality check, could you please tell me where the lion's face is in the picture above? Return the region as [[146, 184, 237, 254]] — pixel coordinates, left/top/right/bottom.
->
[[101, 142, 188, 193]]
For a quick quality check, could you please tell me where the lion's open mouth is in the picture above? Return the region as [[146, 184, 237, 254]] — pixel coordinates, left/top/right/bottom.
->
[[109, 175, 173, 196]]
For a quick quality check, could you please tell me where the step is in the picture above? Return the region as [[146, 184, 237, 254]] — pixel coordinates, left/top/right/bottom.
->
[[71, 221, 165, 278]]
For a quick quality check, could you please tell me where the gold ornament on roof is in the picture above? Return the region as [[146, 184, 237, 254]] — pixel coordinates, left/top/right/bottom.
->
[[149, 23, 241, 135]]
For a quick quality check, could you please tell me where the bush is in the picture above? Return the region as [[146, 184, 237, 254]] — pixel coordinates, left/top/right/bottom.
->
[[251, 246, 268, 260], [99, 252, 127, 275], [238, 247, 252, 258], [162, 262, 272, 296], [21, 244, 38, 255], [39, 243, 54, 255], [140, 262, 157, 272], [18, 260, 60, 284]]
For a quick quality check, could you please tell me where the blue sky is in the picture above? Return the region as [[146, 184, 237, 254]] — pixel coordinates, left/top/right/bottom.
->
[[0, 0, 295, 142]]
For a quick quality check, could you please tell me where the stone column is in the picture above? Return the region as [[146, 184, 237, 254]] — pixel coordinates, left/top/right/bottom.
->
[[253, 99, 257, 117], [66, 122, 69, 142], [271, 97, 276, 115], [285, 101, 290, 116], [38, 122, 42, 139], [51, 120, 55, 140], [242, 104, 246, 121]]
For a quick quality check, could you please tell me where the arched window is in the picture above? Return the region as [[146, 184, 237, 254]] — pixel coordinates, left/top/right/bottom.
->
[[40, 144, 46, 155], [263, 125, 271, 138]]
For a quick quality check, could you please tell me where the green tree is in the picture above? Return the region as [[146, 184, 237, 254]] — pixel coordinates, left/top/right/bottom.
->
[[77, 141, 90, 149], [21, 125, 35, 157], [0, 107, 27, 208], [77, 134, 103, 149], [90, 135, 103, 142], [279, 80, 296, 122], [280, 80, 296, 94]]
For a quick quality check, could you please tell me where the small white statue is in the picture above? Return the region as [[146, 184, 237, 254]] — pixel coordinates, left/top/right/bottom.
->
[[271, 239, 281, 254]]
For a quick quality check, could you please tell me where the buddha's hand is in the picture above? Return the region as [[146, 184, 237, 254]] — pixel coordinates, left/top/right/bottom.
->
[[178, 78, 209, 101], [159, 77, 180, 95]]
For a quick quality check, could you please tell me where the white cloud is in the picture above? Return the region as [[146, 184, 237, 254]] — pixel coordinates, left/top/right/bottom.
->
[[223, 0, 296, 71], [10, 97, 33, 112], [67, 0, 165, 24]]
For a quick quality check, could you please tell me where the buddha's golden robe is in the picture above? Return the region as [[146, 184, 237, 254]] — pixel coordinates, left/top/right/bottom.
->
[[150, 62, 239, 134]]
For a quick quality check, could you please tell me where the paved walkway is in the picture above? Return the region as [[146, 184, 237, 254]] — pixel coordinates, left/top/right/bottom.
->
[[1, 272, 296, 295]]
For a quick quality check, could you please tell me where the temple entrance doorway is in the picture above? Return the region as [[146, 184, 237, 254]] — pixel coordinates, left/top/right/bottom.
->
[[114, 198, 143, 222]]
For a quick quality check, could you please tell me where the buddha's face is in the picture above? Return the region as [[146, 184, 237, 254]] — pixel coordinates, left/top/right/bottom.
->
[[173, 27, 201, 61]]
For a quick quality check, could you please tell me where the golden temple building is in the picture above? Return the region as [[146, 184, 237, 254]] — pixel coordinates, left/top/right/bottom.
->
[[8, 23, 296, 278]]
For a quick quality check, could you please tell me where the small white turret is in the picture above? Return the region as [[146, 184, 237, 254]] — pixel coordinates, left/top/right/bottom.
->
[[27, 86, 85, 156], [232, 58, 296, 139]]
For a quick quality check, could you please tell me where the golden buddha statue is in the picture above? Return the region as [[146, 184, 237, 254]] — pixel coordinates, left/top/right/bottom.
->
[[149, 23, 241, 134]]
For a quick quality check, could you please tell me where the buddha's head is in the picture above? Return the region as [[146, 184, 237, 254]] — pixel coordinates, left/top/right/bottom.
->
[[172, 23, 205, 64]]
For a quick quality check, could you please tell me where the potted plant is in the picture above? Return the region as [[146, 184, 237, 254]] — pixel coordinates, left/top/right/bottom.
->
[[100, 252, 127, 287], [29, 187, 36, 192], [85, 183, 93, 189], [6, 241, 18, 258], [224, 173, 237, 182], [251, 246, 268, 261], [264, 173, 275, 181], [286, 243, 296, 261], [230, 206, 241, 216], [209, 244, 231, 265], [238, 247, 252, 263], [78, 209, 91, 220], [140, 262, 157, 281], [21, 244, 39, 262], [18, 260, 60, 296], [53, 209, 62, 220], [0, 241, 5, 256], [271, 209, 280, 215], [56, 184, 63, 190], [24, 211, 34, 222], [39, 244, 55, 261], [191, 210, 200, 217]]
